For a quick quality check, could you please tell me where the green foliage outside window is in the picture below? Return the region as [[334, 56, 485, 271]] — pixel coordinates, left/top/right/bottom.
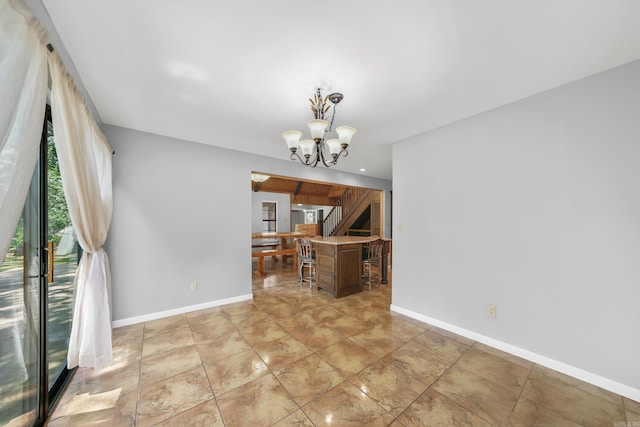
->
[[6, 121, 71, 257]]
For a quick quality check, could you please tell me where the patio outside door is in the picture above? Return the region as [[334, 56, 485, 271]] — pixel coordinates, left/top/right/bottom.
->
[[0, 108, 76, 426]]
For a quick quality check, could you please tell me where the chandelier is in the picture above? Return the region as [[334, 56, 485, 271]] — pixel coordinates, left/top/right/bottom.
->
[[282, 88, 356, 167]]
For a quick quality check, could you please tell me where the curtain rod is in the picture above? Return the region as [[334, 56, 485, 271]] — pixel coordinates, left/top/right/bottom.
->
[[45, 43, 115, 155]]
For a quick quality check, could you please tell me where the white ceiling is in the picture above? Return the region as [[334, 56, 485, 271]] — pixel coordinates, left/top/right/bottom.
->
[[40, 0, 640, 180]]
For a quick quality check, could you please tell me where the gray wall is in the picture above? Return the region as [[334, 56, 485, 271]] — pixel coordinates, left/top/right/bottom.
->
[[392, 60, 640, 393], [251, 191, 291, 234], [104, 125, 391, 322], [291, 210, 305, 231]]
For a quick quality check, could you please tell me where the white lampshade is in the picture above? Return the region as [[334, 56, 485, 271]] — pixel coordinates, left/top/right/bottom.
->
[[326, 139, 341, 155], [299, 139, 314, 157], [307, 119, 329, 140], [251, 173, 270, 183], [336, 126, 356, 146], [282, 130, 302, 150]]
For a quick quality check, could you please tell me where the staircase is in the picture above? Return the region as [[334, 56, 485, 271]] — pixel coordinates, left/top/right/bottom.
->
[[322, 188, 380, 237]]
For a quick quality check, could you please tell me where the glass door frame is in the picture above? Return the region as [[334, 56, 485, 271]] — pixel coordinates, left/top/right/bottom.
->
[[34, 105, 75, 426]]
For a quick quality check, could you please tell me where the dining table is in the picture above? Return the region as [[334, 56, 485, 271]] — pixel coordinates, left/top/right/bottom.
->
[[251, 231, 310, 275], [251, 231, 310, 250]]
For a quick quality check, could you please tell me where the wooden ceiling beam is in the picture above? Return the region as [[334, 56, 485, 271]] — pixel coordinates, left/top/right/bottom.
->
[[293, 181, 303, 196], [327, 185, 347, 198]]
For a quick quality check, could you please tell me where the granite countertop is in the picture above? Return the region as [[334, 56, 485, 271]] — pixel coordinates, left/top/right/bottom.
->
[[308, 236, 382, 245]]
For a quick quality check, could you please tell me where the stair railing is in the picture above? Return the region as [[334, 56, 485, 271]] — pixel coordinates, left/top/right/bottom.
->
[[322, 187, 367, 236]]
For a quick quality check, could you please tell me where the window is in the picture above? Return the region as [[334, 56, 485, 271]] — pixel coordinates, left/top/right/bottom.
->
[[262, 202, 277, 232], [0, 106, 77, 426]]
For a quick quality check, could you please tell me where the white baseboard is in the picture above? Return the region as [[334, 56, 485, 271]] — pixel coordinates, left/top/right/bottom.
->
[[390, 304, 640, 403], [112, 294, 253, 328]]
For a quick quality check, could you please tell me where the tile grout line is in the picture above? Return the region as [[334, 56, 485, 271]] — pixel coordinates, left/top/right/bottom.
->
[[133, 322, 148, 426], [504, 357, 536, 424], [189, 313, 227, 426], [400, 333, 505, 426]]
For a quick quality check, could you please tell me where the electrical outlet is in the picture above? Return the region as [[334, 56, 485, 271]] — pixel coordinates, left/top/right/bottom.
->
[[487, 304, 497, 318], [190, 281, 198, 291]]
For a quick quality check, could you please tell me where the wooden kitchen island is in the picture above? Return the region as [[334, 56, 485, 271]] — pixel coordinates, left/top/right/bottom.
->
[[308, 236, 391, 298]]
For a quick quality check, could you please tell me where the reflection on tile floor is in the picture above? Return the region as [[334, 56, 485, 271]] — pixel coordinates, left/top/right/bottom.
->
[[48, 261, 638, 426]]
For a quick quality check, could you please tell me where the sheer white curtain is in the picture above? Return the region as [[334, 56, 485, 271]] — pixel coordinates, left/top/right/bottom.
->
[[0, 0, 48, 263], [48, 53, 114, 369]]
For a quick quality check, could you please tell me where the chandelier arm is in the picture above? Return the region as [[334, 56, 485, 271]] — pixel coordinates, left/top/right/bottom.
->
[[290, 151, 315, 166], [319, 150, 332, 167], [310, 151, 320, 167], [319, 142, 338, 167]]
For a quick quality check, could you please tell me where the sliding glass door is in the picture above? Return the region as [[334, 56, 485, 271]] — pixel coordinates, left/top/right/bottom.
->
[[44, 118, 76, 395], [0, 108, 76, 426]]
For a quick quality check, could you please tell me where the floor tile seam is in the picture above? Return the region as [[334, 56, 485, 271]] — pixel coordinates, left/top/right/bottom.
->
[[341, 366, 421, 421], [145, 396, 218, 427], [446, 358, 520, 399], [528, 363, 626, 409], [133, 329, 144, 427], [192, 336, 222, 405], [209, 346, 303, 422], [185, 316, 230, 331], [191, 332, 245, 348], [140, 338, 198, 361], [389, 385, 436, 424], [296, 379, 354, 423], [237, 328, 291, 350], [399, 332, 467, 365], [436, 386, 500, 427], [141, 315, 189, 340], [273, 317, 316, 335], [251, 337, 315, 368], [511, 394, 584, 426], [267, 368, 309, 425], [424, 327, 474, 348], [516, 361, 536, 399], [519, 369, 628, 425], [112, 332, 145, 344], [219, 312, 262, 349], [341, 373, 406, 422], [139, 342, 201, 372], [316, 342, 387, 385], [432, 359, 520, 427], [502, 362, 537, 426], [348, 336, 403, 359], [303, 333, 349, 354], [138, 361, 212, 400], [343, 334, 388, 361], [416, 346, 502, 424], [312, 348, 353, 378], [454, 348, 533, 397], [222, 322, 301, 399], [621, 398, 632, 423], [430, 384, 508, 426], [295, 395, 322, 426], [208, 366, 272, 399], [468, 341, 527, 366], [343, 334, 396, 362]]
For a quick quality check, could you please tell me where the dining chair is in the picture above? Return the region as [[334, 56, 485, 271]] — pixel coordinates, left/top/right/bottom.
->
[[295, 238, 315, 288], [362, 239, 384, 290]]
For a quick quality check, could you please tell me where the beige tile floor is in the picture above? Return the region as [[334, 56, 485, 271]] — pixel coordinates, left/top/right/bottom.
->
[[47, 261, 640, 426]]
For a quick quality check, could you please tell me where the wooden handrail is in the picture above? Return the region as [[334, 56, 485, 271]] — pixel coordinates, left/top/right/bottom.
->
[[322, 187, 375, 236]]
